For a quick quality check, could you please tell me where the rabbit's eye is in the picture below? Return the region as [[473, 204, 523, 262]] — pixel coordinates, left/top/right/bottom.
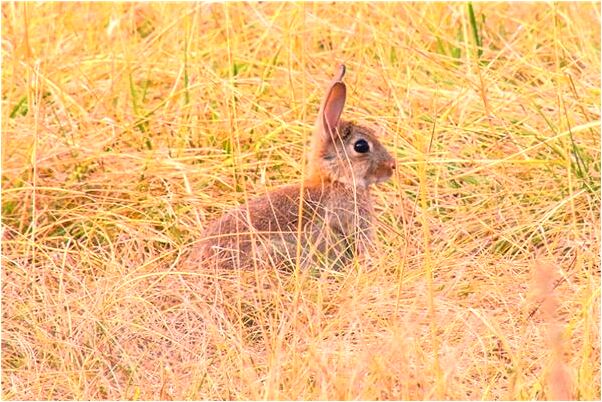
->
[[354, 139, 370, 153]]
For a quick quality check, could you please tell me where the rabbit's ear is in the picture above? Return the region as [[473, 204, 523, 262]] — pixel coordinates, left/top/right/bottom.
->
[[332, 63, 346, 82], [322, 82, 346, 134], [318, 65, 347, 138]]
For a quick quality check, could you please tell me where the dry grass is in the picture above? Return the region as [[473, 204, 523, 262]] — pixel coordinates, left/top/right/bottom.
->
[[2, 2, 600, 400]]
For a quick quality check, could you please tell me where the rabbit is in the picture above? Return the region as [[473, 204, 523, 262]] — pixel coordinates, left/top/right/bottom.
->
[[189, 64, 396, 270]]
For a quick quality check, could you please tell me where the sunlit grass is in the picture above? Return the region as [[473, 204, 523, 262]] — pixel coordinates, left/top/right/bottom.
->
[[2, 2, 600, 400]]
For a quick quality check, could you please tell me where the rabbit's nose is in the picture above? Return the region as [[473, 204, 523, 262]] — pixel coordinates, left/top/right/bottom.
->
[[389, 160, 396, 170]]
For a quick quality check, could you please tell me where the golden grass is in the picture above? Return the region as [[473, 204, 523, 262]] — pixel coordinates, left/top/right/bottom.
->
[[2, 2, 600, 400]]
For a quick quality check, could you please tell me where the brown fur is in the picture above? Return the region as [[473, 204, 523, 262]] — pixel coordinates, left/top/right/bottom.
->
[[189, 65, 395, 270]]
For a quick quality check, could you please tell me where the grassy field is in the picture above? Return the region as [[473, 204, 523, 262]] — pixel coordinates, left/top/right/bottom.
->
[[2, 2, 600, 400]]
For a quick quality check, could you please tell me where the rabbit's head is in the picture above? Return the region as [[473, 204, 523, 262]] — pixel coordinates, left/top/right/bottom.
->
[[308, 65, 396, 188]]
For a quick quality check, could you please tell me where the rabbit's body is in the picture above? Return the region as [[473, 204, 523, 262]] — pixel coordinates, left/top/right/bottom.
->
[[191, 65, 395, 270], [191, 179, 374, 269]]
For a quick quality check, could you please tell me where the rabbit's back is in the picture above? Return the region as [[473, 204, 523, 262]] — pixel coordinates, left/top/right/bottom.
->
[[190, 181, 374, 270]]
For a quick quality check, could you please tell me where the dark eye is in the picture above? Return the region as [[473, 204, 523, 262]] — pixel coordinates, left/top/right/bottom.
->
[[354, 139, 370, 153]]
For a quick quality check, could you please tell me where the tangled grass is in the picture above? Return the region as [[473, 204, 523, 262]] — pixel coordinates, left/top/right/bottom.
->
[[2, 2, 600, 400]]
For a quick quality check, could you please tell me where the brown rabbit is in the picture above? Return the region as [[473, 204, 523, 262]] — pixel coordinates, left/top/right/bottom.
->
[[189, 65, 396, 270]]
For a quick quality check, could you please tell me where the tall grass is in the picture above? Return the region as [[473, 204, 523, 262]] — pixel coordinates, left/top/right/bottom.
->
[[2, 2, 600, 400]]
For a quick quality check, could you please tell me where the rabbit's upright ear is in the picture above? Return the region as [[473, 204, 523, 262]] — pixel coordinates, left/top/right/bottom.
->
[[317, 65, 347, 139]]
